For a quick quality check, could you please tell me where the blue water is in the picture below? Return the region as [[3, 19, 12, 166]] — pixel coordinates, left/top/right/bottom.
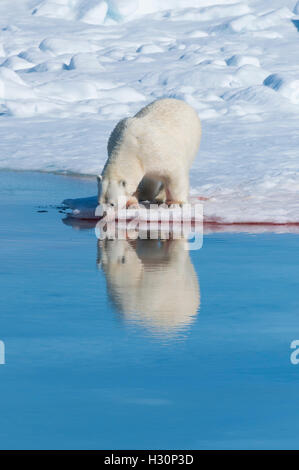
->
[[0, 171, 299, 450]]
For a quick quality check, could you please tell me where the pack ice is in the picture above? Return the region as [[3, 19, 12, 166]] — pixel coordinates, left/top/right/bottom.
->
[[0, 0, 299, 224]]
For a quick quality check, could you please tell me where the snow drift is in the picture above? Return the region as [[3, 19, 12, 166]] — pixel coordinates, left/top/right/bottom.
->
[[0, 0, 298, 225]]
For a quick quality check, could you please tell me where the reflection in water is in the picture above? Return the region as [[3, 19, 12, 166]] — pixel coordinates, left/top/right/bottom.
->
[[62, 216, 200, 337], [97, 237, 200, 337]]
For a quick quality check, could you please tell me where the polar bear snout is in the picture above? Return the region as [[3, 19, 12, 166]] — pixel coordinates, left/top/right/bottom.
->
[[98, 176, 121, 206], [97, 174, 138, 208]]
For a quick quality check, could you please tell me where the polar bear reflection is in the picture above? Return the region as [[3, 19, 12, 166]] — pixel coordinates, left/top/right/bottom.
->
[[98, 238, 200, 335]]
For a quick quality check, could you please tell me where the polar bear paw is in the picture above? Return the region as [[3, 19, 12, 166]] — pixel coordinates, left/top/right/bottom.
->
[[166, 200, 185, 208]]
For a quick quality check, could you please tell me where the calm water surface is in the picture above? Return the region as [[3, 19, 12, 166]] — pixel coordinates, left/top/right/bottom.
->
[[0, 171, 299, 450]]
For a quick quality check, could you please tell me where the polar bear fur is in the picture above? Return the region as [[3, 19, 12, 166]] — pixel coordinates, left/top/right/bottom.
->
[[98, 98, 201, 207], [97, 238, 200, 334]]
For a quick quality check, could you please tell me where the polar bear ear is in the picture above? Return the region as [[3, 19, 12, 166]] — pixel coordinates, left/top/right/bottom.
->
[[97, 175, 102, 181]]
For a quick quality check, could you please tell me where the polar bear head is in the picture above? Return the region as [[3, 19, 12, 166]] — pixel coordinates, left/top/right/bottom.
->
[[97, 116, 145, 208], [97, 143, 145, 209], [97, 173, 139, 208]]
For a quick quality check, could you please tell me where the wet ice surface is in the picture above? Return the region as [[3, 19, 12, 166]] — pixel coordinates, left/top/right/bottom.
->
[[1, 170, 299, 449], [0, 1, 299, 224]]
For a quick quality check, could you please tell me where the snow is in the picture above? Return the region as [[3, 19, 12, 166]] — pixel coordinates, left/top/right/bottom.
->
[[264, 74, 299, 104], [0, 0, 298, 224]]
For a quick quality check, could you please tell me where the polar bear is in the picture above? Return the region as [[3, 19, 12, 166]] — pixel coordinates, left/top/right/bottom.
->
[[98, 98, 201, 207], [97, 237, 200, 335]]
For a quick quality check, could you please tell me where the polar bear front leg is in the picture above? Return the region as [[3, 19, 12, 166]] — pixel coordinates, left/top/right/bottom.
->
[[165, 171, 189, 206]]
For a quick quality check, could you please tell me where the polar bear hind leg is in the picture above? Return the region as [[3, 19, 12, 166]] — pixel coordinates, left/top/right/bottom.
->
[[164, 170, 189, 206]]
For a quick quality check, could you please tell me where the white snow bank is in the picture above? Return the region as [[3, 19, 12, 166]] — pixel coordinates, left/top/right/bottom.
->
[[224, 7, 294, 33], [0, 67, 36, 100], [169, 2, 251, 22], [18, 48, 50, 64], [1, 55, 33, 70], [264, 74, 299, 104], [136, 44, 164, 54], [0, 43, 6, 57], [226, 55, 260, 67], [39, 37, 99, 55], [37, 79, 99, 102], [234, 65, 269, 87], [32, 0, 243, 24], [66, 53, 105, 71], [0, 0, 298, 224]]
